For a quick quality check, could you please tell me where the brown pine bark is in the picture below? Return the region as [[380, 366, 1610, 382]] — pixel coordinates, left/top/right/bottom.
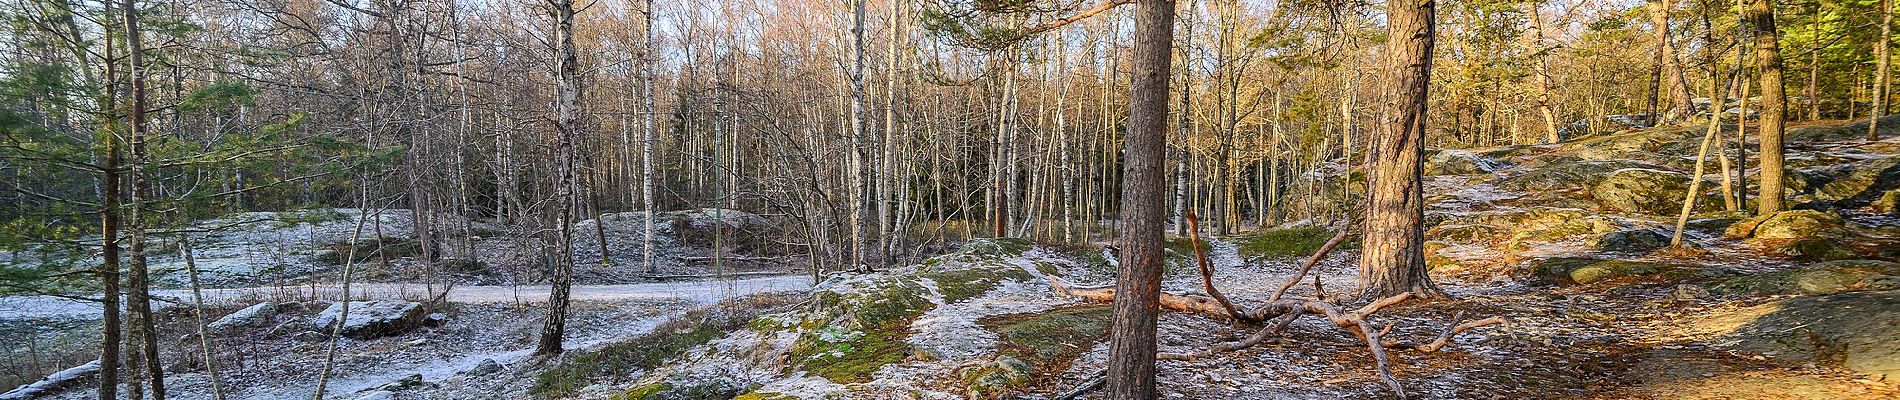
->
[[98, 1, 123, 396], [1360, 0, 1445, 300], [1747, 0, 1788, 214], [1104, 0, 1175, 398]]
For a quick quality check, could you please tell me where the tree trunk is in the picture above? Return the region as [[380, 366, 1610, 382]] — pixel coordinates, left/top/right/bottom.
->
[[1747, 0, 1787, 214], [97, 0, 123, 394], [536, 0, 582, 356], [122, 0, 165, 396], [1526, 2, 1562, 143], [1873, 0, 1892, 141], [641, 0, 658, 275], [1649, 0, 1694, 123], [1360, 0, 1445, 300], [1104, 0, 1174, 398]]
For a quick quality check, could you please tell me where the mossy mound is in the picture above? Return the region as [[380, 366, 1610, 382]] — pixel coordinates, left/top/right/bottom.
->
[[1528, 257, 1693, 285], [1589, 168, 1720, 216], [1712, 260, 1900, 296], [535, 294, 803, 399], [1237, 226, 1347, 259], [1425, 150, 1500, 175], [780, 237, 1042, 384], [1494, 159, 1659, 192], [965, 305, 1112, 398]]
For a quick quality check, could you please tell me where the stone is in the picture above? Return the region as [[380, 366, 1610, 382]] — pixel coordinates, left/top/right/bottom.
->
[[310, 301, 429, 339], [1673, 284, 1712, 301], [469, 359, 502, 376], [1588, 229, 1672, 253], [1590, 168, 1710, 215], [1813, 156, 1900, 205], [1724, 210, 1847, 240], [1426, 150, 1499, 175], [1529, 257, 1673, 286], [1714, 260, 1900, 296], [1871, 189, 1900, 214], [379, 373, 424, 391], [207, 302, 276, 332], [1695, 290, 1900, 380], [352, 390, 396, 400], [292, 330, 326, 343]]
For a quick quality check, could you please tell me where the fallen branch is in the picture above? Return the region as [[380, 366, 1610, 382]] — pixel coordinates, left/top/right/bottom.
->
[[1388, 311, 1506, 352], [1053, 275, 1413, 398], [1184, 210, 1251, 322], [1269, 223, 1354, 302], [1051, 370, 1107, 400]]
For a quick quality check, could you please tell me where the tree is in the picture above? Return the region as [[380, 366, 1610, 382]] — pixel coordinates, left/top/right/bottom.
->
[[1104, 0, 1174, 397], [536, 0, 583, 356], [1747, 0, 1788, 214], [1649, 0, 1695, 123], [1359, 0, 1444, 300], [122, 0, 166, 396], [1874, 0, 1892, 141]]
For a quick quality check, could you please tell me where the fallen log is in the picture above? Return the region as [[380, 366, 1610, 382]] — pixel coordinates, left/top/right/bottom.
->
[[0, 360, 100, 400]]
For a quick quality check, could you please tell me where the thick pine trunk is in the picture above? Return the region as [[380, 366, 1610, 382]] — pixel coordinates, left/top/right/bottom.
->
[[1104, 0, 1174, 398], [1649, 0, 1694, 123], [1360, 0, 1444, 300], [1747, 0, 1788, 214], [123, 1, 165, 396]]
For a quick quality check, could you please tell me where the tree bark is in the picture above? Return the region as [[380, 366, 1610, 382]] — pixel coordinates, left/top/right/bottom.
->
[[1746, 0, 1788, 214], [1873, 0, 1892, 141], [1649, 0, 1695, 123], [536, 0, 582, 356], [122, 0, 165, 396], [1360, 0, 1444, 300], [1104, 0, 1174, 398]]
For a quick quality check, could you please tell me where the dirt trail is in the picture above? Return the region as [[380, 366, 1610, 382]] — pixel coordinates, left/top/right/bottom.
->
[[0, 275, 811, 321]]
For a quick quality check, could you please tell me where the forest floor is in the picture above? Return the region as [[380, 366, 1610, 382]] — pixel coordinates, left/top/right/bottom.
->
[[6, 117, 1900, 399]]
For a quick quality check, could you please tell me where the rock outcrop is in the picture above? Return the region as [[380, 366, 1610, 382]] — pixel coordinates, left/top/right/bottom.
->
[[310, 301, 430, 339]]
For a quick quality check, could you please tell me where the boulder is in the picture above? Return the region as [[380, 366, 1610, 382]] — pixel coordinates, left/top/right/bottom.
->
[[1529, 257, 1677, 285], [1590, 168, 1708, 215], [1495, 159, 1657, 192], [1813, 156, 1900, 206], [1587, 228, 1672, 253], [1871, 189, 1900, 214], [1723, 210, 1847, 240], [1425, 150, 1499, 175], [1713, 260, 1900, 296], [1692, 290, 1900, 381], [310, 301, 429, 339], [207, 302, 276, 332]]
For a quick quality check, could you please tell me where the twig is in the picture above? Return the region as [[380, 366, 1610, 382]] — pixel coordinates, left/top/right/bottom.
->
[[1389, 312, 1506, 352], [1269, 223, 1354, 302], [1052, 370, 1107, 400]]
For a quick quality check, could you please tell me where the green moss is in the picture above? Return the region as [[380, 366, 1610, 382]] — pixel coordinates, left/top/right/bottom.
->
[[1237, 227, 1346, 259], [533, 295, 800, 399], [984, 305, 1111, 365], [962, 305, 1112, 397], [611, 382, 671, 400], [785, 276, 937, 384], [1528, 257, 1682, 285], [922, 266, 1035, 303], [731, 392, 795, 400], [312, 237, 421, 265]]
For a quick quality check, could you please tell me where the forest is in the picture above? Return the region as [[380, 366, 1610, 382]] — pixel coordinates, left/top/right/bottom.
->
[[0, 0, 1897, 398]]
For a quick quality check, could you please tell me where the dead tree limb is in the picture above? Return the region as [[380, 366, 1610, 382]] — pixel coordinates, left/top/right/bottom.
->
[[1269, 224, 1354, 302], [1388, 311, 1506, 352], [1184, 210, 1250, 322], [1053, 275, 1414, 398]]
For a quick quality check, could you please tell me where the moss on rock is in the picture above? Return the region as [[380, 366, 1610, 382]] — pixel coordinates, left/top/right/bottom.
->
[[1529, 257, 1686, 285], [1237, 227, 1346, 259], [1713, 260, 1900, 296]]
